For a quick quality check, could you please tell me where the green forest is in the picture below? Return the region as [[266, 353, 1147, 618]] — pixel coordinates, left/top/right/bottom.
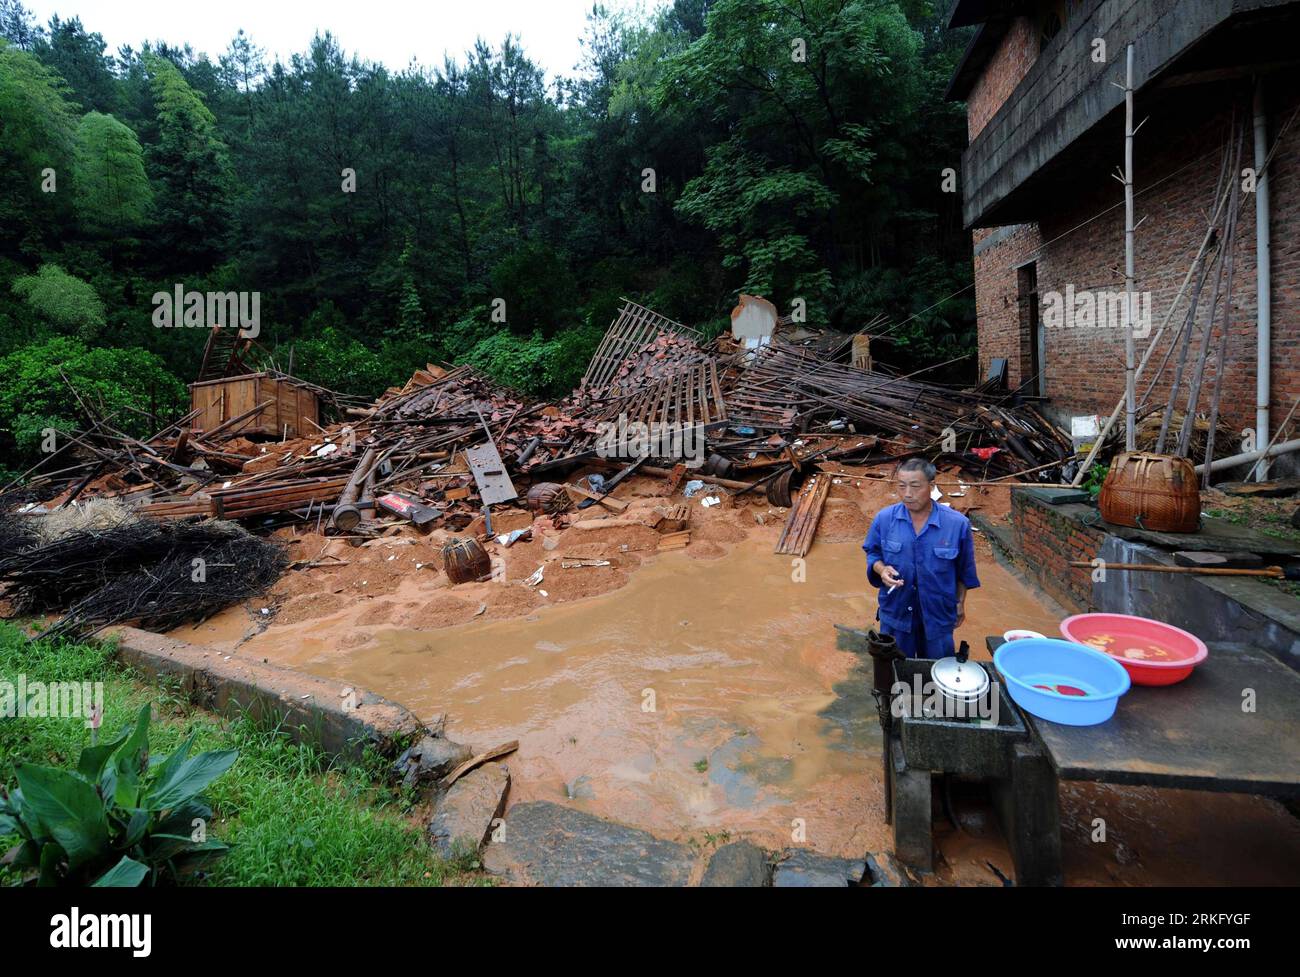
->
[[0, 0, 973, 479]]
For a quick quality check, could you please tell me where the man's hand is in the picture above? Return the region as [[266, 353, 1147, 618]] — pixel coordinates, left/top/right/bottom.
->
[[955, 601, 966, 628], [876, 562, 903, 588]]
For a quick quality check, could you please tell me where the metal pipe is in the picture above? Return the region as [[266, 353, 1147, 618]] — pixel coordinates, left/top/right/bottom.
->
[[1194, 436, 1300, 475], [1253, 78, 1272, 481]]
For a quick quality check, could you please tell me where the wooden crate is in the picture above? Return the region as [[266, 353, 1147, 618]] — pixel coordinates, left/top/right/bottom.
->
[[190, 373, 320, 441]]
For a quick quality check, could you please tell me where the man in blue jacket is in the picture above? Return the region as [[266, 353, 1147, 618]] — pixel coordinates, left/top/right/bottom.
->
[[863, 458, 980, 659]]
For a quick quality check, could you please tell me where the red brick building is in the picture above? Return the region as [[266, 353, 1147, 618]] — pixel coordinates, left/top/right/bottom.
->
[[946, 0, 1299, 473]]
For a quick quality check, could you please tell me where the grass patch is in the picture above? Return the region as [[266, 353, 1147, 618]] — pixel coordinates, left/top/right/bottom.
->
[[0, 623, 488, 886]]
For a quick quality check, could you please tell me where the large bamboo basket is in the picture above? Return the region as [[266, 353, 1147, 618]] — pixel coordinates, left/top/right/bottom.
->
[[1098, 452, 1200, 533], [442, 536, 492, 584]]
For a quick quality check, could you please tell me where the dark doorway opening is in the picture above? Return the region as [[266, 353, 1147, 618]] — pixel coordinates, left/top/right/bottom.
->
[[1017, 262, 1043, 397]]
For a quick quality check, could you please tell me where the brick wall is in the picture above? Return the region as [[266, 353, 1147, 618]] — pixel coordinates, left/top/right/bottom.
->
[[973, 223, 1044, 391], [969, 61, 1300, 444], [967, 17, 1040, 141], [1010, 493, 1106, 613]]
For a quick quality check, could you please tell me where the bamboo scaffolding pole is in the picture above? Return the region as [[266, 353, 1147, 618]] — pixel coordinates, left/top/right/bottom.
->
[[1069, 561, 1295, 579], [1123, 43, 1138, 451]]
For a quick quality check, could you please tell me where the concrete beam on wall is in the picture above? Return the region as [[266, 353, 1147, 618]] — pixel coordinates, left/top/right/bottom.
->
[[961, 0, 1272, 227], [103, 626, 427, 761]]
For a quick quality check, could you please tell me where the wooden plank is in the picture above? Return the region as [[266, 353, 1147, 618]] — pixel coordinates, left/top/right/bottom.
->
[[565, 483, 628, 512], [657, 530, 691, 550], [774, 474, 831, 557], [441, 740, 519, 788]]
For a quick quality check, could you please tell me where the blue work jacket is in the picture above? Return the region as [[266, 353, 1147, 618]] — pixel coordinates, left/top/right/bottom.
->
[[862, 501, 980, 635]]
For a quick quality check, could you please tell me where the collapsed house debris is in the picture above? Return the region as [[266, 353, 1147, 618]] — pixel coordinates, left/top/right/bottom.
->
[[1, 297, 1085, 633]]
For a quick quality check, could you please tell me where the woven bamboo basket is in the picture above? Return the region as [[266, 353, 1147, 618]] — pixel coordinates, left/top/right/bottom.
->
[[526, 482, 572, 515], [442, 536, 492, 584], [1098, 452, 1200, 532]]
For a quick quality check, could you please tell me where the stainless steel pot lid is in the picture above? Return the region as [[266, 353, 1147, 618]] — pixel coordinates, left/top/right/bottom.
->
[[932, 652, 989, 700]]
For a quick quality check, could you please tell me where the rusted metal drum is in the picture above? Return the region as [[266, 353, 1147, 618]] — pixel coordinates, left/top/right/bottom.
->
[[1099, 452, 1200, 532], [442, 536, 491, 584], [526, 482, 571, 515]]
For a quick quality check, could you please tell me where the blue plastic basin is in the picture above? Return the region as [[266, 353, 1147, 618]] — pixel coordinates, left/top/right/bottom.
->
[[993, 637, 1130, 726]]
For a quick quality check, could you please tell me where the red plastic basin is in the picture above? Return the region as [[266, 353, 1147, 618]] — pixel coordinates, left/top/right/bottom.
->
[[1059, 613, 1208, 686]]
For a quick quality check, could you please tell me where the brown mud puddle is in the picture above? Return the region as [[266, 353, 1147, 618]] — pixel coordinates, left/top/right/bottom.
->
[[183, 530, 1059, 875]]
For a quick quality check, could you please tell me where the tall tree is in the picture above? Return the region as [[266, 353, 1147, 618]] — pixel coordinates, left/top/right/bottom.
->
[[657, 0, 923, 319], [72, 111, 153, 238], [0, 0, 41, 50], [0, 42, 78, 258], [145, 53, 234, 272], [217, 29, 265, 143], [32, 14, 119, 113]]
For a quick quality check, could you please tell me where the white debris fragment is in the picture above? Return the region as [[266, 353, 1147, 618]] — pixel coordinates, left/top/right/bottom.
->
[[701, 496, 721, 507]]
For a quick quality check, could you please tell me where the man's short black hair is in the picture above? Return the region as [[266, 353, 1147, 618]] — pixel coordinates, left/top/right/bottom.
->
[[896, 457, 937, 481]]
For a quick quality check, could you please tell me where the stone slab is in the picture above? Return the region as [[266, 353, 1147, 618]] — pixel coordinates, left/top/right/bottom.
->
[[481, 801, 695, 886], [429, 762, 510, 857], [700, 841, 770, 887], [772, 848, 867, 887]]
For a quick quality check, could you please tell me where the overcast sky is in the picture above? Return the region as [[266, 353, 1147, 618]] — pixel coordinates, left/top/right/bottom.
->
[[22, 0, 659, 77]]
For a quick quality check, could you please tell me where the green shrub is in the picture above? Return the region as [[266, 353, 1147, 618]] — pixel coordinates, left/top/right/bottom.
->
[[436, 306, 497, 362], [1082, 462, 1109, 499], [488, 243, 579, 337], [288, 326, 387, 399], [11, 264, 106, 339], [465, 330, 553, 393], [0, 336, 186, 461]]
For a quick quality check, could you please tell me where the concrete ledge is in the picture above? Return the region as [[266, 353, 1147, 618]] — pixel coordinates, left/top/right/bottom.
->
[[103, 626, 425, 761], [1094, 539, 1300, 671], [990, 494, 1300, 670]]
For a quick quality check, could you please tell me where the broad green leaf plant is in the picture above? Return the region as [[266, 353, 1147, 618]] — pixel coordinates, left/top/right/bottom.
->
[[0, 703, 237, 886]]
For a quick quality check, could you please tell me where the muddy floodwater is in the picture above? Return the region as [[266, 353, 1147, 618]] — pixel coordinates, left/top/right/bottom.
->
[[192, 535, 1059, 858], [187, 532, 1300, 884]]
